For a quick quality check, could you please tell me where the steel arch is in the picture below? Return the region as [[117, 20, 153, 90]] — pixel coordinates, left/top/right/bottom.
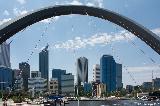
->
[[0, 5, 160, 54]]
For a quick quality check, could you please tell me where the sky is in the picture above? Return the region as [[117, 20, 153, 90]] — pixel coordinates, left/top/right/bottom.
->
[[0, 0, 160, 87]]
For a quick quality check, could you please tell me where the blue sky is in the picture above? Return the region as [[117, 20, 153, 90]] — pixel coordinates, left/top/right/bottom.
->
[[0, 0, 160, 87]]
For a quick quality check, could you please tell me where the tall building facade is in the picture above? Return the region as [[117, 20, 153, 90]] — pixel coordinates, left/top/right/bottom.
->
[[100, 55, 116, 92], [39, 45, 49, 83], [100, 55, 122, 92], [93, 64, 100, 82], [52, 69, 66, 93], [116, 63, 123, 90], [0, 67, 13, 91], [0, 42, 11, 68], [19, 62, 30, 91], [77, 57, 88, 86]]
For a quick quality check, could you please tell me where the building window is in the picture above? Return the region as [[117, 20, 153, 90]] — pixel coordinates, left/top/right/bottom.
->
[[50, 86, 53, 89], [54, 86, 58, 89]]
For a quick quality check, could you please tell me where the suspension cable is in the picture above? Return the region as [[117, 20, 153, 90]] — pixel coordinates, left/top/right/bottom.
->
[[5, 17, 55, 100]]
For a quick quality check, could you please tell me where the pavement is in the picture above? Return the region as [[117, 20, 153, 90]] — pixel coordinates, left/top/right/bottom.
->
[[0, 100, 44, 106]]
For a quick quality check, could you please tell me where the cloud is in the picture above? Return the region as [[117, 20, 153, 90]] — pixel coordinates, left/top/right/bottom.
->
[[0, 18, 12, 25], [152, 28, 160, 36], [69, 0, 83, 5], [62, 0, 103, 7], [40, 16, 60, 23], [16, 0, 26, 4], [87, 0, 103, 8], [13, 8, 28, 16], [49, 28, 160, 50], [126, 65, 160, 73], [3, 10, 10, 16], [51, 31, 135, 50]]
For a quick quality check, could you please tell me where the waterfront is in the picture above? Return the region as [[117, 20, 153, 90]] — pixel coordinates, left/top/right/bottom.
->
[[66, 100, 160, 106], [1, 100, 160, 106]]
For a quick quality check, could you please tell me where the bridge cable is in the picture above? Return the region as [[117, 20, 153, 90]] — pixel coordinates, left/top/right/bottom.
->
[[5, 17, 55, 100]]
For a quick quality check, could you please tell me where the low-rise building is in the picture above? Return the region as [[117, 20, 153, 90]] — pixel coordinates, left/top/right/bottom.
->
[[142, 82, 152, 91], [153, 78, 160, 90], [126, 85, 134, 94], [49, 78, 58, 94], [14, 76, 23, 91], [28, 77, 47, 93], [61, 73, 74, 96], [84, 82, 92, 93], [97, 83, 106, 97], [31, 71, 41, 78], [13, 69, 23, 91], [92, 82, 100, 97]]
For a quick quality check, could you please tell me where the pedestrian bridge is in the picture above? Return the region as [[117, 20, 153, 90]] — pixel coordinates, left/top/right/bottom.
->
[[0, 5, 159, 54]]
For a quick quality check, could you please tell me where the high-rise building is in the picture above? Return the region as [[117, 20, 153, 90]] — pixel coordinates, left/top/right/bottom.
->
[[77, 57, 88, 86], [100, 55, 116, 92], [100, 55, 122, 92], [52, 69, 66, 93], [116, 63, 123, 90], [39, 44, 49, 84], [61, 73, 74, 96], [0, 67, 13, 91], [31, 71, 41, 78], [0, 42, 11, 68], [93, 64, 100, 82], [19, 62, 30, 91]]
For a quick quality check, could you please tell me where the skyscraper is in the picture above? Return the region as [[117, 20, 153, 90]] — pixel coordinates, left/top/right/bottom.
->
[[0, 67, 13, 91], [39, 44, 49, 84], [93, 64, 100, 82], [116, 63, 123, 90], [19, 62, 30, 91], [100, 55, 122, 92], [100, 55, 116, 92], [0, 41, 11, 68], [77, 57, 88, 86]]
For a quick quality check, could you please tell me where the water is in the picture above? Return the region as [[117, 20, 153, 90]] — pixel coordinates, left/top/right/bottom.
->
[[65, 100, 160, 106]]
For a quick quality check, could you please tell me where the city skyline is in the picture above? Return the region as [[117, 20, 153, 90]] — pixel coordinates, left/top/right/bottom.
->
[[0, 0, 160, 86]]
